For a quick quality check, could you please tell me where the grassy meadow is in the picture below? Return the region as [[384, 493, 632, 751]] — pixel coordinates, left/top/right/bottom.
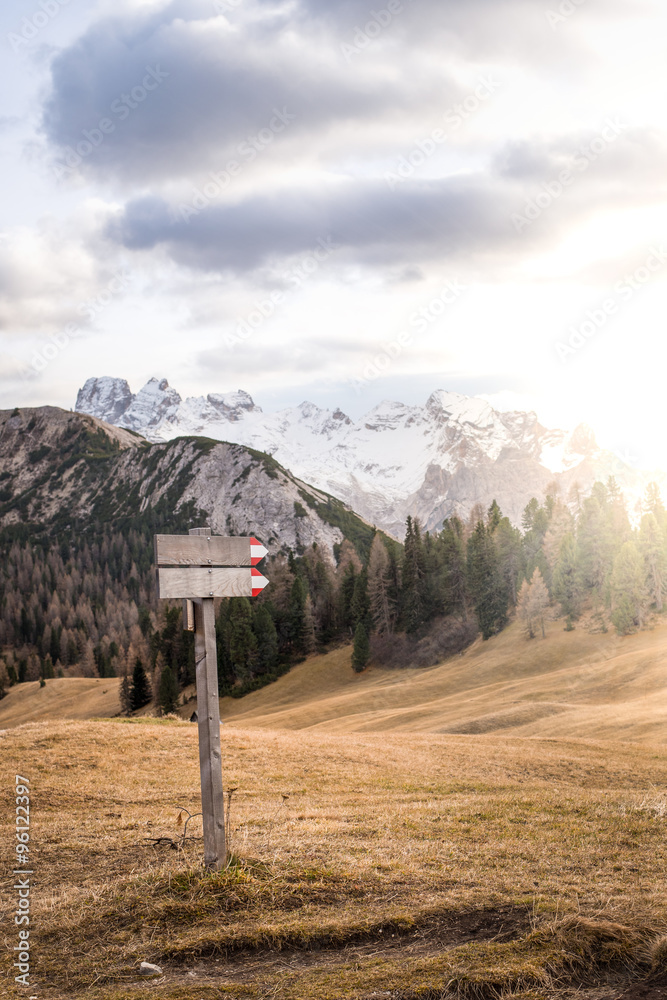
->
[[2, 619, 667, 998]]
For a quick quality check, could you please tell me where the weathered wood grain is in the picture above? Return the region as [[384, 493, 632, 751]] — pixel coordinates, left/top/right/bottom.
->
[[194, 596, 226, 870], [155, 534, 252, 567], [157, 566, 255, 599]]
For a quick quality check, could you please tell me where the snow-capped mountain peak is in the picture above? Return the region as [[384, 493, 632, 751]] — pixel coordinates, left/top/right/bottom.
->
[[74, 375, 619, 537]]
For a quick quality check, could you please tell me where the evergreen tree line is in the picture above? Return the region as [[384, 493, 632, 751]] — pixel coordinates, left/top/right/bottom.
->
[[2, 477, 666, 706]]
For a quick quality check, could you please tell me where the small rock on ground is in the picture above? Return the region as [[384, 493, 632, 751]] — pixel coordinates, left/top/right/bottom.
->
[[139, 962, 163, 976]]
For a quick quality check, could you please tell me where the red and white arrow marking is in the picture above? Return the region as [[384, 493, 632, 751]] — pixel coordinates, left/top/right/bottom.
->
[[251, 568, 269, 597], [250, 537, 268, 565]]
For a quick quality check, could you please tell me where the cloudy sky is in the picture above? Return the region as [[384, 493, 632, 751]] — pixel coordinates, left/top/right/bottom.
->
[[1, 0, 665, 464]]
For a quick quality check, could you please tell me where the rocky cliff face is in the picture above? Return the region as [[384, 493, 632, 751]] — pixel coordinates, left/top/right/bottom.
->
[[0, 406, 375, 557], [75, 376, 640, 536]]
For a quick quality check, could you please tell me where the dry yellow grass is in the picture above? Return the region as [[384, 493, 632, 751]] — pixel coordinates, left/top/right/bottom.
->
[[0, 677, 120, 729], [219, 618, 667, 741], [4, 617, 667, 744], [2, 719, 667, 999], [3, 621, 667, 997]]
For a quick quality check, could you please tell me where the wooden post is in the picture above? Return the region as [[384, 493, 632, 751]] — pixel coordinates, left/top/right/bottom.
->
[[190, 527, 226, 870], [154, 528, 268, 870]]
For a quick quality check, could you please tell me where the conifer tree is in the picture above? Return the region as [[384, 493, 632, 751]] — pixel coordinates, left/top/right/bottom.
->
[[302, 594, 317, 653], [552, 533, 582, 617], [351, 622, 370, 672], [516, 568, 550, 639], [368, 534, 394, 634], [158, 663, 179, 715], [644, 482, 666, 525], [610, 541, 649, 634], [402, 516, 427, 633], [440, 517, 468, 617], [119, 670, 132, 716], [338, 561, 358, 634], [229, 598, 258, 679], [350, 567, 371, 634], [466, 521, 508, 640], [495, 516, 523, 606], [288, 576, 309, 654], [253, 604, 279, 674], [130, 658, 151, 710], [487, 500, 502, 531], [640, 512, 666, 612], [216, 600, 234, 690]]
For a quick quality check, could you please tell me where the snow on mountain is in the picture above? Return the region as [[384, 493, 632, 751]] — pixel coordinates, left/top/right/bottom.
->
[[74, 376, 629, 538], [75, 377, 134, 423]]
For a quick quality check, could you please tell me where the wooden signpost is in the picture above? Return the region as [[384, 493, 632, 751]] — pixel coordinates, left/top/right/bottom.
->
[[154, 527, 269, 870]]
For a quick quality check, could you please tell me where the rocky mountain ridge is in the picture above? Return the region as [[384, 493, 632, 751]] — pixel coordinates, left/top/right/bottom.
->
[[0, 405, 376, 558], [75, 376, 641, 536]]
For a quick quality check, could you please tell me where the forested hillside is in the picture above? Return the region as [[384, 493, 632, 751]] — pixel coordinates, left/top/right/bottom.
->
[[1, 403, 666, 713]]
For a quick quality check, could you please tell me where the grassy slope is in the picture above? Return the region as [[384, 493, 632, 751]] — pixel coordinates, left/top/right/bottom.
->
[[0, 677, 121, 729], [220, 618, 667, 742], [5, 617, 667, 742]]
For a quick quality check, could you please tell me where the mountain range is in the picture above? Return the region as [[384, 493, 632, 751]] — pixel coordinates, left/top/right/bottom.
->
[[0, 405, 375, 557], [75, 376, 644, 537]]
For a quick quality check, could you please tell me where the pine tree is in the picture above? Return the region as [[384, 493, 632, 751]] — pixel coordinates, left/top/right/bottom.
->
[[229, 598, 258, 680], [216, 600, 234, 690], [516, 579, 534, 638], [303, 594, 317, 653], [351, 622, 370, 673], [253, 605, 279, 674], [401, 516, 427, 633], [610, 541, 649, 635], [466, 521, 508, 640], [288, 576, 309, 654], [640, 512, 666, 612], [158, 663, 179, 715], [552, 533, 582, 617], [644, 482, 666, 525], [495, 516, 523, 606], [350, 568, 371, 633], [338, 561, 358, 634], [440, 518, 468, 618], [516, 568, 550, 639], [130, 658, 151, 710], [577, 495, 613, 593], [487, 500, 502, 531], [119, 670, 132, 716], [368, 535, 394, 634], [522, 498, 540, 532]]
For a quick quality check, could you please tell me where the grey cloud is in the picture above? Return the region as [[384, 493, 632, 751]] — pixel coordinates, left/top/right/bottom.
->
[[106, 176, 534, 276], [40, 0, 611, 188], [41, 3, 451, 184], [104, 122, 667, 279]]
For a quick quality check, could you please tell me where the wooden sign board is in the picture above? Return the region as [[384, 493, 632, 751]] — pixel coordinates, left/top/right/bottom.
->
[[155, 534, 267, 568], [157, 566, 269, 599]]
